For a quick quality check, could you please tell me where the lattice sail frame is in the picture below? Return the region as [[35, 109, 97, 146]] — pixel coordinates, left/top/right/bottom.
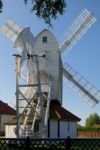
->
[[59, 9, 96, 53], [59, 9, 100, 107], [0, 19, 23, 42], [63, 63, 100, 107]]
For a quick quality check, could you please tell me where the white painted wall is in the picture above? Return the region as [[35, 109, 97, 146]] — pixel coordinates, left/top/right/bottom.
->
[[5, 125, 16, 138], [60, 121, 77, 138], [5, 120, 77, 138], [50, 120, 77, 138], [0, 114, 14, 133], [50, 120, 58, 138], [5, 125, 32, 138], [60, 121, 68, 138], [69, 122, 77, 137]]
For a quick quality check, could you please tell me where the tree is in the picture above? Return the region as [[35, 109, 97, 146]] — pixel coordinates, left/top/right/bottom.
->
[[85, 113, 100, 127], [0, 0, 3, 13], [0, 0, 66, 26]]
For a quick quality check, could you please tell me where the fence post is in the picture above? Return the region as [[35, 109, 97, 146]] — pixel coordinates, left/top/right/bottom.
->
[[66, 136, 71, 150], [26, 136, 30, 150]]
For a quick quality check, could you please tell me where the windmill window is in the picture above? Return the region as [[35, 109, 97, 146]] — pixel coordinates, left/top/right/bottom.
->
[[43, 36, 47, 43]]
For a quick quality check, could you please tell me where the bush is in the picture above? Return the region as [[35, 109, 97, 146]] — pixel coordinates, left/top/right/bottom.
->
[[78, 126, 100, 131]]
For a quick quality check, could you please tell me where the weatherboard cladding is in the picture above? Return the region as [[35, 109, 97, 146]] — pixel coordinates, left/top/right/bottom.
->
[[0, 100, 16, 115]]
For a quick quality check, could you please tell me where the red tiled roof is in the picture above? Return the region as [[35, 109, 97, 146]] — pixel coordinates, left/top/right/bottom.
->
[[0, 100, 16, 115], [49, 100, 81, 121]]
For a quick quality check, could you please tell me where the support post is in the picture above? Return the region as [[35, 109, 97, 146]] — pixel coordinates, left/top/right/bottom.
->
[[26, 136, 30, 150], [35, 56, 45, 138], [15, 56, 20, 138], [66, 136, 71, 150]]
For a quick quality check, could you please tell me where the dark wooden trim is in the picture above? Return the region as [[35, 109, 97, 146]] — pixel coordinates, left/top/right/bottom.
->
[[68, 121, 70, 131]]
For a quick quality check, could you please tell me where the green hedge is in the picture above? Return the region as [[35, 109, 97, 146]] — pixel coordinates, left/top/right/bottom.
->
[[78, 126, 100, 131]]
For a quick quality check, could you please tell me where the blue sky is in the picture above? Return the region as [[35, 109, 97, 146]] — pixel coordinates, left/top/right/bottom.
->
[[0, 0, 100, 125]]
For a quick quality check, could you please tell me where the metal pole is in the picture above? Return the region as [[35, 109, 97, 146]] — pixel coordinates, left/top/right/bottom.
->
[[15, 56, 20, 138], [35, 55, 44, 138]]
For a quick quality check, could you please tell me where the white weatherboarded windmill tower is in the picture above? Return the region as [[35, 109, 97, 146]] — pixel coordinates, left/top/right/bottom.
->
[[1, 9, 100, 138]]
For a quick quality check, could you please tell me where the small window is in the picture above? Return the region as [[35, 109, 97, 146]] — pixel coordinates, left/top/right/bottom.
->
[[43, 36, 47, 43]]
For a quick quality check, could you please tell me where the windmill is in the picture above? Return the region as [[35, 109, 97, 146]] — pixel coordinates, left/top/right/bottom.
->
[[0, 9, 100, 138]]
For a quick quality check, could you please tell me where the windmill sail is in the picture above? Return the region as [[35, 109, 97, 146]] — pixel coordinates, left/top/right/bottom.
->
[[59, 9, 96, 53], [63, 63, 100, 107], [0, 19, 23, 42], [0, 19, 35, 51], [0, 19, 35, 79]]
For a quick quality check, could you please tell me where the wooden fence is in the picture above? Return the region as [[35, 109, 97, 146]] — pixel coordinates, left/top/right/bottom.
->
[[78, 131, 100, 138]]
